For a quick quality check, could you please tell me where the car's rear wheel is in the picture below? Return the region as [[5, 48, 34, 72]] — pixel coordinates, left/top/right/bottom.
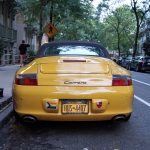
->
[[141, 69, 145, 73], [125, 114, 131, 121], [13, 110, 22, 122]]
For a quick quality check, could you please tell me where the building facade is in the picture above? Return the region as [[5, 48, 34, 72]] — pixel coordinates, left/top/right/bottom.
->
[[139, 12, 150, 55], [0, 0, 38, 65], [0, 0, 17, 65], [14, 13, 38, 55]]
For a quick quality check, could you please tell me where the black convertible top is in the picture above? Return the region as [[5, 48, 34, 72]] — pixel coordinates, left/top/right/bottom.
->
[[36, 41, 110, 59]]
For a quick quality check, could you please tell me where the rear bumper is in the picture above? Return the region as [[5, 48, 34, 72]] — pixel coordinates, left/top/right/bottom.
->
[[13, 112, 132, 121], [13, 85, 134, 121]]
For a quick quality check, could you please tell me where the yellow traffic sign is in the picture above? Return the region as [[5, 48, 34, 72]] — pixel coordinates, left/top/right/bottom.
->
[[43, 23, 58, 37]]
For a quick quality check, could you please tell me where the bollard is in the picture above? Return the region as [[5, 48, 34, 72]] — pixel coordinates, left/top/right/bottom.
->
[[0, 88, 4, 98]]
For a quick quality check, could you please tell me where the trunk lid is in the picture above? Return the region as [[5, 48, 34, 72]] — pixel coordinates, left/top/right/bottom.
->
[[37, 56, 112, 86]]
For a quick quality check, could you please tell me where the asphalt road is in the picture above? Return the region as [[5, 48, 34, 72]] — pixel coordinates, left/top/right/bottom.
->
[[0, 70, 150, 150]]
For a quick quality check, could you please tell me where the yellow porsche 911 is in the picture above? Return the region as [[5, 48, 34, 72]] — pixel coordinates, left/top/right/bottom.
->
[[13, 41, 134, 123]]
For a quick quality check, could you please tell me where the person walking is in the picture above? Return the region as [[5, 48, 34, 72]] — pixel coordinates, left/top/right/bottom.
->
[[19, 40, 30, 66]]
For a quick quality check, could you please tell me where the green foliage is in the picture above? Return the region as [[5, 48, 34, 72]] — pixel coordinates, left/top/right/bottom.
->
[[96, 0, 109, 20], [27, 49, 36, 57], [15, 0, 148, 58], [16, 0, 94, 39], [99, 5, 136, 56], [15, 0, 99, 47], [130, 0, 150, 57]]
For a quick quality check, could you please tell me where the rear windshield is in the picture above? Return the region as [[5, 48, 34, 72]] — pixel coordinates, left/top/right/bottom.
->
[[37, 43, 110, 58]]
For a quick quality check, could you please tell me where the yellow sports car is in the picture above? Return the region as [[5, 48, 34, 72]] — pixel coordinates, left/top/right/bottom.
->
[[13, 41, 134, 123]]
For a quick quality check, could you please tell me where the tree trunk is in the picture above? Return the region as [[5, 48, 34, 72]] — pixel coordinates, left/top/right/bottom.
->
[[132, 0, 140, 57], [133, 24, 139, 57], [49, 0, 54, 42], [39, 2, 43, 47], [132, 7, 140, 57], [117, 29, 121, 57]]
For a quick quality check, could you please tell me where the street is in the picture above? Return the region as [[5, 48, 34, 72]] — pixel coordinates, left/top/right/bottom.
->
[[0, 68, 150, 150], [0, 65, 19, 97], [0, 0, 150, 149]]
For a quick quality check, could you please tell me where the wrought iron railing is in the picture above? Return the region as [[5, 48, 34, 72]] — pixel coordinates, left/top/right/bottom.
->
[[0, 24, 17, 42]]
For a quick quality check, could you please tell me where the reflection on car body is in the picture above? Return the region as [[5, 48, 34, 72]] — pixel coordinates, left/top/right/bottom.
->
[[13, 41, 134, 123]]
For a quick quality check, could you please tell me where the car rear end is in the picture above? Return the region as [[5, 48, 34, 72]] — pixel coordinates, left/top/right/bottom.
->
[[140, 57, 150, 72], [13, 42, 134, 121]]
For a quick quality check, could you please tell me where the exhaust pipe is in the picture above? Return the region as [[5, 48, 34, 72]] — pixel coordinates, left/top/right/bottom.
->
[[112, 115, 126, 122], [23, 116, 37, 123]]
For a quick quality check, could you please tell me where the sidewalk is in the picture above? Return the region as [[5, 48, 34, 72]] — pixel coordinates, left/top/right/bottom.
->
[[0, 65, 20, 127]]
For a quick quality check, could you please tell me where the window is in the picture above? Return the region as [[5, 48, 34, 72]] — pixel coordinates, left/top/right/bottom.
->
[[43, 45, 105, 57]]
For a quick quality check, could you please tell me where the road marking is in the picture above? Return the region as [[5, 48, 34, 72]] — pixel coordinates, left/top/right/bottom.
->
[[134, 95, 150, 107], [133, 79, 150, 87], [83, 148, 88, 150]]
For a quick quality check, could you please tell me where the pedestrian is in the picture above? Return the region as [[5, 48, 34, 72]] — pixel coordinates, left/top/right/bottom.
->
[[19, 40, 30, 67]]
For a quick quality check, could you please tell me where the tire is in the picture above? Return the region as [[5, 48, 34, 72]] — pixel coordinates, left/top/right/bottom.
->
[[141, 69, 145, 73], [13, 110, 22, 122], [125, 114, 131, 121]]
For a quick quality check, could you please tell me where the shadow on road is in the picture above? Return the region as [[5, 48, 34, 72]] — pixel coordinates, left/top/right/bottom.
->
[[0, 116, 133, 150], [13, 117, 127, 135]]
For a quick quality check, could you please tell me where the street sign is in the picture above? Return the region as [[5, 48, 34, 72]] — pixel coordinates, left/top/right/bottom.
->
[[43, 23, 58, 38]]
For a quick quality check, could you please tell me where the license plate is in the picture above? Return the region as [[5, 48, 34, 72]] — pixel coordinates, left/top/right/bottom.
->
[[62, 100, 89, 114]]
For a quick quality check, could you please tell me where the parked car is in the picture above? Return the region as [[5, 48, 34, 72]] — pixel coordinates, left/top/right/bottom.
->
[[128, 56, 150, 72], [13, 41, 134, 123], [116, 57, 123, 65], [120, 56, 132, 69]]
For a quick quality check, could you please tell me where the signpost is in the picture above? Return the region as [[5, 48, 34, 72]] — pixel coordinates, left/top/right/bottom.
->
[[43, 23, 58, 38]]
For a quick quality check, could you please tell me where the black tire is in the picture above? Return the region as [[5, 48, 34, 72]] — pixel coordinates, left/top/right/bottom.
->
[[13, 110, 22, 122], [141, 69, 145, 73], [125, 114, 131, 121]]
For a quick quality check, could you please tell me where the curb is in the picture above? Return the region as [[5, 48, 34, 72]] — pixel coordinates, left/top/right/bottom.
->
[[0, 98, 13, 128]]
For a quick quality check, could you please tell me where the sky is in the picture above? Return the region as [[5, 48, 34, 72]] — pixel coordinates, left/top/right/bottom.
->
[[92, 0, 132, 8]]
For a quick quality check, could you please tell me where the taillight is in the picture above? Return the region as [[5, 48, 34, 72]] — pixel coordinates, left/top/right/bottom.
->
[[141, 61, 145, 65], [112, 75, 132, 86], [15, 74, 37, 85]]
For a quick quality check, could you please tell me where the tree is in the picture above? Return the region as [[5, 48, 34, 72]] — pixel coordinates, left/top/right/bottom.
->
[[96, 0, 109, 20], [16, 0, 95, 45], [131, 0, 150, 57], [16, 0, 51, 46], [101, 6, 136, 56]]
